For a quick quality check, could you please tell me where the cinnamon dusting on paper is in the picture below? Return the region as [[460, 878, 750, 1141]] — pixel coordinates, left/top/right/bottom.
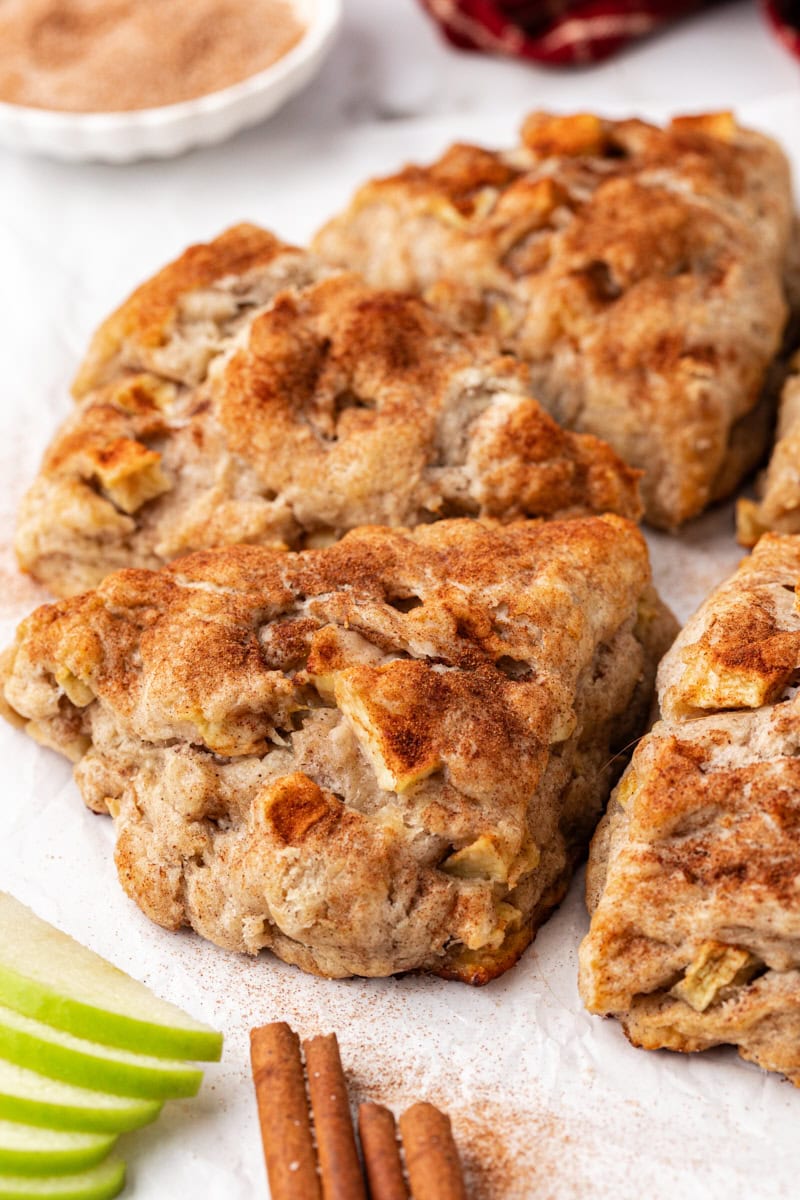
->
[[453, 1103, 577, 1200], [0, 542, 49, 621], [0, 0, 305, 113]]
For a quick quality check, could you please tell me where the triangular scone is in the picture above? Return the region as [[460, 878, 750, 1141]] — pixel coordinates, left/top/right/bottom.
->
[[738, 354, 800, 545], [580, 533, 800, 1083], [314, 112, 795, 529], [2, 516, 674, 983], [16, 223, 640, 598]]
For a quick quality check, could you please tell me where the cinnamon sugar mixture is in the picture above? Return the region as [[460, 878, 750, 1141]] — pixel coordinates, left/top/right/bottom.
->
[[0, 0, 306, 112]]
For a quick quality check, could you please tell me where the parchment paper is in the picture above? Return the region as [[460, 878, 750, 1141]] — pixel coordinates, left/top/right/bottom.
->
[[1, 93, 798, 1199]]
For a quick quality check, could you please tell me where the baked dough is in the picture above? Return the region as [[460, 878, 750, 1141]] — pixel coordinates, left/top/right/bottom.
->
[[2, 516, 674, 982], [314, 111, 794, 529], [579, 533, 800, 1083], [16, 223, 640, 597], [737, 354, 800, 545]]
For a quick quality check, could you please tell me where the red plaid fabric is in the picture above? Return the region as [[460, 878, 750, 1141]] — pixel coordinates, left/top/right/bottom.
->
[[420, 0, 800, 65], [766, 0, 800, 59]]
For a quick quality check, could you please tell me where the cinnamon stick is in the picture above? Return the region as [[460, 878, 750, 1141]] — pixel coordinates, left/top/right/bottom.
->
[[399, 1102, 467, 1200], [303, 1033, 367, 1200], [358, 1102, 409, 1200], [250, 1022, 321, 1200]]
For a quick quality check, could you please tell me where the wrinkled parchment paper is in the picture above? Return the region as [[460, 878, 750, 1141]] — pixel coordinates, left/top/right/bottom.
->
[[1, 94, 798, 1199]]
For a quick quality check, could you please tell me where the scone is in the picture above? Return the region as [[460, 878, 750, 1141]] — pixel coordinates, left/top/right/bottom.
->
[[16, 223, 640, 598], [314, 111, 795, 528], [579, 533, 800, 1083], [2, 516, 675, 983], [737, 353, 800, 545]]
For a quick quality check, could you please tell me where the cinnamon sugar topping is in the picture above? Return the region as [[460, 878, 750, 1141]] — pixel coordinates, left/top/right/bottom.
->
[[0, 0, 305, 113]]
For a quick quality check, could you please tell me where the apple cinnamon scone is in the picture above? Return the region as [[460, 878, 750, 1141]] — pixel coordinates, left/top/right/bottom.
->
[[579, 533, 800, 1083], [737, 353, 800, 545], [314, 111, 795, 529], [16, 223, 640, 598], [2, 516, 674, 983]]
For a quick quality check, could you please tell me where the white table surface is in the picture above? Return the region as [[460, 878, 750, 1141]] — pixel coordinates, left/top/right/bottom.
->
[[1, 3, 800, 1198], [313, 0, 800, 120]]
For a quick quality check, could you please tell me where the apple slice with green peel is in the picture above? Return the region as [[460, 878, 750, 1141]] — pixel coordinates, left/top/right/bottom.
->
[[0, 1059, 161, 1133], [0, 1121, 115, 1178], [0, 1004, 202, 1100], [0, 894, 221, 1061], [0, 1158, 125, 1200]]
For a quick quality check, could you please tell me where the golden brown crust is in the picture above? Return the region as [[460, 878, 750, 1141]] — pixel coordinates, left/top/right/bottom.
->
[[737, 354, 800, 546], [313, 111, 794, 528], [3, 516, 674, 981], [579, 533, 800, 1084], [17, 226, 641, 597], [72, 223, 302, 397]]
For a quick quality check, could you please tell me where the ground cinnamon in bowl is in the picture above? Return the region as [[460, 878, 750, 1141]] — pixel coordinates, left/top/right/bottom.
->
[[0, 0, 307, 113]]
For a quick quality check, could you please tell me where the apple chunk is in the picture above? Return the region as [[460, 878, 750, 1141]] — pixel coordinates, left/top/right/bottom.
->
[[0, 1060, 160, 1134], [0, 894, 220, 1061], [0, 1006, 202, 1100], [0, 1158, 125, 1199], [0, 1121, 114, 1178]]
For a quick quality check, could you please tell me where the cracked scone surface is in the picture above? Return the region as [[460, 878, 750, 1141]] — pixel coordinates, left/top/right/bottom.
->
[[16, 222, 640, 598], [579, 533, 800, 1083], [2, 516, 673, 982], [314, 111, 794, 529]]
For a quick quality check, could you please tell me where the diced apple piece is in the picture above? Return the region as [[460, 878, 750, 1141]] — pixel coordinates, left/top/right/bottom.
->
[[334, 674, 441, 793], [670, 942, 759, 1012], [89, 437, 170, 515], [0, 1005, 202, 1100], [0, 1121, 114, 1178], [441, 836, 509, 883], [0, 1060, 160, 1134], [0, 894, 221, 1061], [0, 1157, 125, 1200]]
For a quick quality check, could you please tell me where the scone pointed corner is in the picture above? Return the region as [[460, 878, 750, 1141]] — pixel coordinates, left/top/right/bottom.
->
[[70, 223, 306, 400]]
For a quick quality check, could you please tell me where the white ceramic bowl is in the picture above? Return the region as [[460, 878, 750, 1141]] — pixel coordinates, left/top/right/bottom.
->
[[0, 0, 341, 163]]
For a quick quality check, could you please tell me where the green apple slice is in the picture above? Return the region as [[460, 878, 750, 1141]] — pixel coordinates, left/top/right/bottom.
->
[[0, 894, 221, 1061], [0, 1059, 160, 1133], [0, 1121, 114, 1177], [0, 1005, 202, 1100], [0, 1158, 125, 1200]]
